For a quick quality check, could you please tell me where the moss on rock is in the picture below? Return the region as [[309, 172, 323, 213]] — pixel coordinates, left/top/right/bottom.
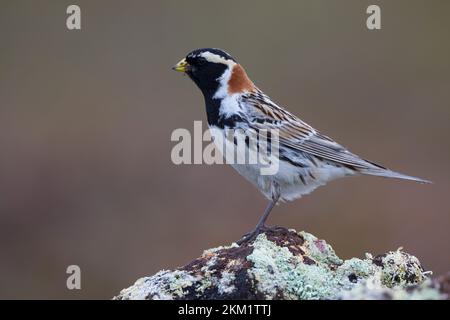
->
[[114, 227, 448, 300]]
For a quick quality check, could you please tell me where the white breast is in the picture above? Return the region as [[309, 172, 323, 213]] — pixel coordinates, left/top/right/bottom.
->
[[208, 124, 356, 201]]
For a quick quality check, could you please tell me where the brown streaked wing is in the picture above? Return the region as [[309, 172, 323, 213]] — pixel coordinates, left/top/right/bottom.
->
[[242, 92, 378, 170]]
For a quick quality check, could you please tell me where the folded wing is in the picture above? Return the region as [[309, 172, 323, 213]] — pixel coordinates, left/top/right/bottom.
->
[[241, 91, 430, 183]]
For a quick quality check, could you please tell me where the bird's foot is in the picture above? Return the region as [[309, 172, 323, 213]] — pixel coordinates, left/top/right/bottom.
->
[[236, 225, 269, 246]]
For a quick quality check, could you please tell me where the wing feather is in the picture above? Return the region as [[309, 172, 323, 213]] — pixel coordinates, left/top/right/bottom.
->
[[241, 91, 382, 170]]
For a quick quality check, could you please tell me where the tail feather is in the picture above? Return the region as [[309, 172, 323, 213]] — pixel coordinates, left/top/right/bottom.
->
[[360, 168, 432, 184]]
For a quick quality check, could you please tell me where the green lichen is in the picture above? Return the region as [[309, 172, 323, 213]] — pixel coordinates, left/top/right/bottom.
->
[[166, 270, 198, 298], [193, 276, 213, 295], [218, 271, 236, 294], [335, 258, 377, 290], [377, 249, 425, 288], [339, 278, 445, 300], [245, 232, 436, 300], [116, 269, 198, 300], [299, 231, 343, 267], [247, 234, 339, 299], [394, 282, 444, 300], [115, 228, 446, 300], [194, 257, 236, 296]]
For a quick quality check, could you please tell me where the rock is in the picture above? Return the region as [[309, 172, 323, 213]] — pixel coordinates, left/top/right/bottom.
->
[[114, 227, 449, 300]]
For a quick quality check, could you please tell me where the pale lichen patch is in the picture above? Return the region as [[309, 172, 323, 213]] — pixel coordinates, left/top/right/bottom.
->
[[218, 271, 236, 294], [247, 234, 339, 299], [375, 249, 425, 288], [115, 270, 198, 300], [299, 231, 343, 267], [115, 228, 445, 300]]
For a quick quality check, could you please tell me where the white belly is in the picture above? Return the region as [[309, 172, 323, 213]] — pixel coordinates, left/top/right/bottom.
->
[[209, 126, 354, 201]]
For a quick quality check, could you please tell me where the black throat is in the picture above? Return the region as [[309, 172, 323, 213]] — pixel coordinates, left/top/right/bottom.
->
[[203, 94, 222, 127], [187, 64, 227, 127]]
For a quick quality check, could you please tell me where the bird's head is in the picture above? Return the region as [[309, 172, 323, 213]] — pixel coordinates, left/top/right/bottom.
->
[[172, 48, 255, 99]]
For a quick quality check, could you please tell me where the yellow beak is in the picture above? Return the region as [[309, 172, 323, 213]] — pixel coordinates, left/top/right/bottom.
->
[[172, 58, 189, 73]]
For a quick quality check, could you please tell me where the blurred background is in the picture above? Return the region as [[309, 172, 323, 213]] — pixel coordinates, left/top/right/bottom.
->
[[0, 0, 449, 299]]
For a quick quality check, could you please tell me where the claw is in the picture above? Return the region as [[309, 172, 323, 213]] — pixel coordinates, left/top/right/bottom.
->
[[236, 225, 269, 245]]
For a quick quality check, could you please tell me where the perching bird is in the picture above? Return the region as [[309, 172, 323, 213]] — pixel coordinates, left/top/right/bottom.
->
[[172, 48, 430, 243]]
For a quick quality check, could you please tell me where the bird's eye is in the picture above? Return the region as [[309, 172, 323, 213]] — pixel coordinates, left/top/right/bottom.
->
[[196, 58, 207, 66]]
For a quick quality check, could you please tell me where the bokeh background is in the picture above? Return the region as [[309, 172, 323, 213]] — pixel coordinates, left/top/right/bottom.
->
[[0, 0, 449, 299]]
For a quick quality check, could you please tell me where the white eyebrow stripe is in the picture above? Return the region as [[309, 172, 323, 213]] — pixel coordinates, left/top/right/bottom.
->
[[200, 52, 236, 67]]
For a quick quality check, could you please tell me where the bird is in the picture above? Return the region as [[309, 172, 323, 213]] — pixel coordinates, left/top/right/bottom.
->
[[172, 48, 430, 244]]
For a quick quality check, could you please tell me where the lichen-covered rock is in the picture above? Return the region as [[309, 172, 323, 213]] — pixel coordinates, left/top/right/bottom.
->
[[114, 227, 449, 300]]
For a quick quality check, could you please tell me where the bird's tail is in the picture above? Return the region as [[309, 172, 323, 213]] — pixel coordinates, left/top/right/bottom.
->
[[359, 167, 432, 184]]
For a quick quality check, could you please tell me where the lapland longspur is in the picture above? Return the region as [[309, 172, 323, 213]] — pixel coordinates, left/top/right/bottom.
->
[[172, 48, 430, 243]]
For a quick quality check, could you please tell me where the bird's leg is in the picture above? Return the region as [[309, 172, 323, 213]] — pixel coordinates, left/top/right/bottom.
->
[[254, 199, 277, 231], [236, 199, 278, 245], [237, 184, 281, 245]]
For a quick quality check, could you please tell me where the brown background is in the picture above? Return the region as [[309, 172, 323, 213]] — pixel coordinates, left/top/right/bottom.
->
[[0, 0, 449, 299]]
